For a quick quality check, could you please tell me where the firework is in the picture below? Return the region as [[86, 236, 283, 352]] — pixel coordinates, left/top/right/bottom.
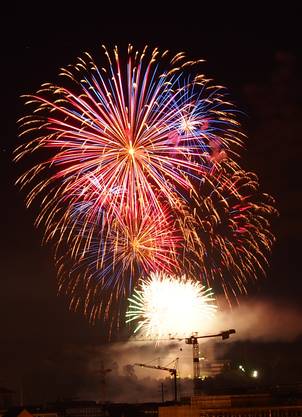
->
[[15, 44, 276, 327], [177, 162, 277, 305], [126, 272, 217, 339], [15, 45, 243, 230], [56, 204, 181, 324]]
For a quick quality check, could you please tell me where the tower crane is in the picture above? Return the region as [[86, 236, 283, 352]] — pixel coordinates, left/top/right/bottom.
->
[[96, 362, 112, 402], [170, 329, 235, 393], [181, 329, 236, 381], [134, 358, 178, 402], [131, 329, 236, 394]]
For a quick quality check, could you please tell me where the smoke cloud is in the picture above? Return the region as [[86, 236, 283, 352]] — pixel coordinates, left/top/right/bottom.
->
[[6, 299, 302, 405], [77, 299, 302, 402], [211, 298, 302, 342]]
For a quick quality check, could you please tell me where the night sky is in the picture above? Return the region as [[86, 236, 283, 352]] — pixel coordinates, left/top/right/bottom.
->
[[1, 4, 302, 404]]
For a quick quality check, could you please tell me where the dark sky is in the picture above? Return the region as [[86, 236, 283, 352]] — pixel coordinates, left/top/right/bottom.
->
[[1, 4, 302, 404]]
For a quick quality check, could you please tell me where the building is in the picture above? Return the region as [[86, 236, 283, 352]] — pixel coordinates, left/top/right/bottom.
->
[[49, 399, 159, 417], [2, 406, 58, 417], [159, 394, 302, 417]]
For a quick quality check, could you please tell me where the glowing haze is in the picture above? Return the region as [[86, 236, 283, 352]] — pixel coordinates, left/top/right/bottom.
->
[[126, 272, 217, 339]]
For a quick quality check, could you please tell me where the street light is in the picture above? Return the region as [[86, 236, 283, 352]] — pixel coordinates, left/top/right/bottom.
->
[[251, 370, 259, 378]]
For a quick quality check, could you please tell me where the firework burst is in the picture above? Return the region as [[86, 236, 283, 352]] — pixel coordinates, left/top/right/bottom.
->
[[56, 203, 182, 324], [15, 44, 277, 327], [126, 271, 217, 339], [178, 162, 277, 304], [15, 45, 242, 233]]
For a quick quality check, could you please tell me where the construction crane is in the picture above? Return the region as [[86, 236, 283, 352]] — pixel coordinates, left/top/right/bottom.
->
[[96, 362, 112, 402], [134, 358, 178, 402], [131, 329, 236, 394], [182, 329, 236, 381]]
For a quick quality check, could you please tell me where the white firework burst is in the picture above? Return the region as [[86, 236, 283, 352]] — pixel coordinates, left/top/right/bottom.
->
[[126, 271, 217, 340]]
